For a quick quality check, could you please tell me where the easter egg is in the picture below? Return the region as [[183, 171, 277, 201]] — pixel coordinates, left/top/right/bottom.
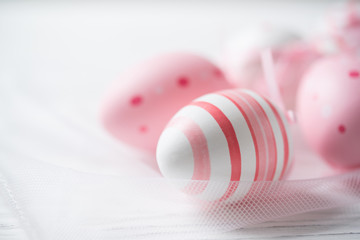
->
[[222, 25, 300, 88], [222, 25, 318, 109], [101, 53, 232, 153], [157, 89, 292, 201], [314, 2, 360, 54], [297, 54, 360, 169]]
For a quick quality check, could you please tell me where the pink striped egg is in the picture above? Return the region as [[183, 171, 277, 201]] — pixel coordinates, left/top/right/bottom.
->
[[156, 89, 292, 201]]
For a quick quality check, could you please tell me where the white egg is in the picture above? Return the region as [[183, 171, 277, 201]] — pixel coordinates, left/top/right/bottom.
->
[[157, 89, 293, 202]]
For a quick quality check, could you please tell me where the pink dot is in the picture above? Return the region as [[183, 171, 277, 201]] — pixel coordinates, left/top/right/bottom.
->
[[349, 70, 359, 78], [139, 125, 148, 133], [313, 94, 318, 101], [130, 95, 143, 106], [177, 77, 189, 87], [279, 86, 285, 94], [338, 125, 346, 134], [213, 68, 224, 79]]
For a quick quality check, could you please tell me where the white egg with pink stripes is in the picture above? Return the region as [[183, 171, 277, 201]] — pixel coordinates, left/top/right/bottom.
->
[[156, 89, 293, 202]]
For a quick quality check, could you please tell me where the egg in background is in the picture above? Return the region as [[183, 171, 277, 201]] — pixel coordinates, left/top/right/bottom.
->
[[297, 54, 360, 169], [101, 53, 232, 154]]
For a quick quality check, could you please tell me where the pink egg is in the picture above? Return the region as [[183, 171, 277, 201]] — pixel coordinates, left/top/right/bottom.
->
[[157, 89, 292, 201], [314, 2, 360, 54], [254, 43, 320, 109], [297, 54, 360, 169], [221, 26, 301, 88], [101, 53, 232, 153], [222, 26, 319, 109]]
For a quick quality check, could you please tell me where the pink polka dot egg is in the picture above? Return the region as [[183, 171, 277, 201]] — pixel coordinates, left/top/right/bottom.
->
[[314, 2, 360, 54], [297, 54, 360, 169], [101, 53, 231, 153], [156, 89, 293, 201]]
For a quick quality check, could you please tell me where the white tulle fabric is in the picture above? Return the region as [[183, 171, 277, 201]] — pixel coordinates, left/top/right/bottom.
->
[[1, 86, 360, 240]]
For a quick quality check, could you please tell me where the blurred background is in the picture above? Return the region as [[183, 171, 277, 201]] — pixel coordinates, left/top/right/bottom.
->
[[0, 0, 342, 121], [0, 0, 347, 179], [1, 1, 359, 240]]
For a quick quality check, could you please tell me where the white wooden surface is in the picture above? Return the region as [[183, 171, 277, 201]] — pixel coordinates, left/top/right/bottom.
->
[[1, 1, 360, 239], [0, 197, 27, 240], [2, 197, 360, 240]]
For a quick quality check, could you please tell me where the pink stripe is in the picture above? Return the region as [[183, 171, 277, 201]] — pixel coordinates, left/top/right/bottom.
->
[[264, 99, 290, 179], [239, 91, 277, 181], [191, 101, 241, 200], [218, 91, 259, 181], [229, 91, 268, 181], [168, 117, 210, 194]]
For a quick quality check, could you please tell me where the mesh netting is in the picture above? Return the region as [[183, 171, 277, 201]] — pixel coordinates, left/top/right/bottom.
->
[[1, 83, 360, 240], [1, 152, 360, 240]]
